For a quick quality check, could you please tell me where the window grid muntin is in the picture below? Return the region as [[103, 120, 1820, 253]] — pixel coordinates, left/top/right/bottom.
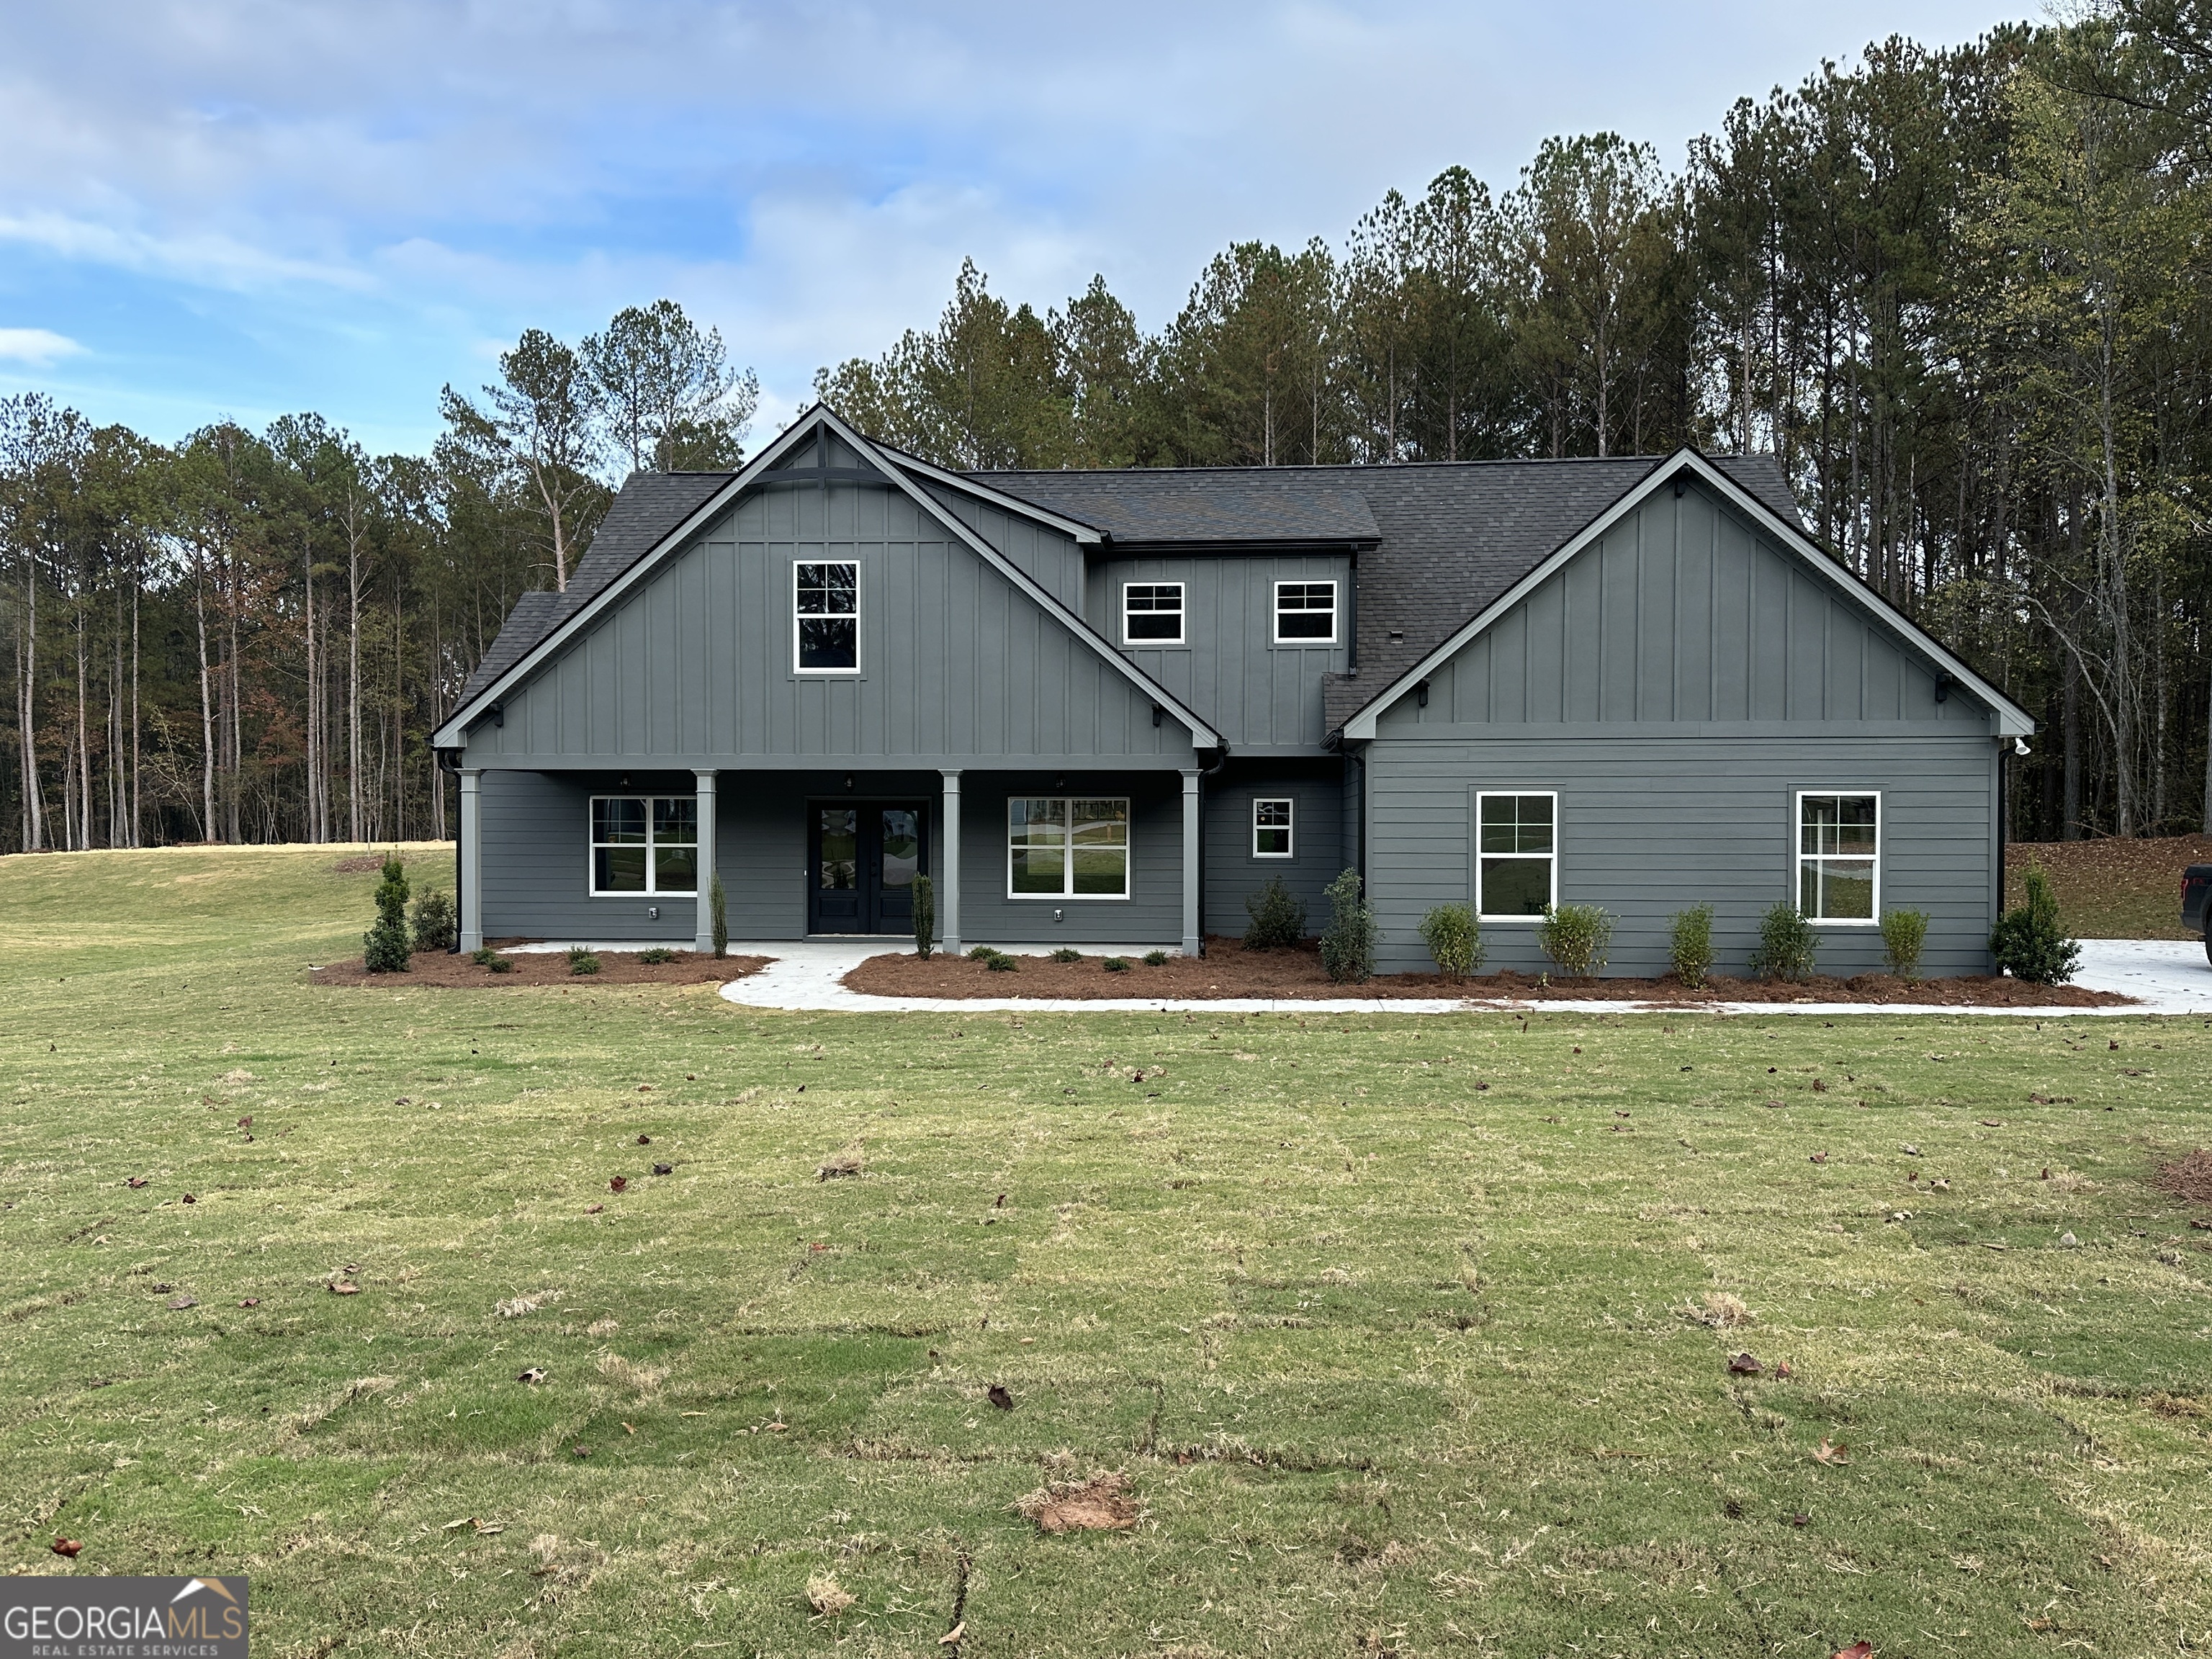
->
[[590, 793, 698, 896], [1273, 580, 1338, 644], [1007, 795, 1130, 899], [1797, 791, 1879, 922], [1475, 791, 1557, 920], [1123, 582, 1185, 644], [793, 559, 860, 673], [1252, 796, 1294, 858]]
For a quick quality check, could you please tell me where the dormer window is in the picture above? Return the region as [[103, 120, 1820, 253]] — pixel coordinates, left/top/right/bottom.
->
[[1123, 582, 1184, 644], [1274, 580, 1337, 644]]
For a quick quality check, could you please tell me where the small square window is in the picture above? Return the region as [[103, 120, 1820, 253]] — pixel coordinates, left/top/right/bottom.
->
[[1253, 797, 1293, 858], [591, 794, 698, 896], [1274, 580, 1336, 644], [1124, 583, 1184, 644]]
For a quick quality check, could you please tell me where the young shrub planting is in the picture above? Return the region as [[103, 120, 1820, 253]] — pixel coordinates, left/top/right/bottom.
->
[[984, 951, 1018, 972], [1242, 876, 1306, 950], [1536, 903, 1611, 978], [1050, 947, 1082, 963], [638, 947, 678, 965], [1749, 903, 1815, 981], [1881, 908, 1930, 981], [1990, 868, 2081, 984], [710, 873, 729, 959], [1318, 868, 1375, 984], [567, 947, 602, 976], [911, 874, 935, 960], [1668, 904, 1714, 988], [363, 853, 413, 973], [411, 887, 457, 953], [1418, 903, 1480, 980], [483, 955, 513, 974], [1102, 956, 1132, 973], [967, 945, 999, 961], [1143, 949, 1171, 966]]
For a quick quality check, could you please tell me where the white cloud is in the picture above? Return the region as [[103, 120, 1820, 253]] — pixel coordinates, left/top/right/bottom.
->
[[0, 326, 84, 365]]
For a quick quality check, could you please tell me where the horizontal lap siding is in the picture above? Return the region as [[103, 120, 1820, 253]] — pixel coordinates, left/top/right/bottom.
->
[[1364, 737, 1997, 976], [959, 775, 1184, 947]]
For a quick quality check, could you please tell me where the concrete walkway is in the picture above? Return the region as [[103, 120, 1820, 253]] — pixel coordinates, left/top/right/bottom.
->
[[698, 935, 2212, 1017]]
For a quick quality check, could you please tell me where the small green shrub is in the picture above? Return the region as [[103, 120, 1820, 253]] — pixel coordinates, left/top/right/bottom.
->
[[984, 952, 1018, 972], [1418, 903, 1481, 980], [1318, 868, 1375, 984], [1536, 903, 1612, 978], [1749, 904, 1816, 981], [567, 947, 602, 976], [638, 947, 678, 965], [1669, 904, 1714, 989], [912, 874, 935, 960], [470, 946, 499, 966], [1143, 949, 1171, 966], [1102, 956, 1132, 973], [710, 873, 728, 960], [967, 945, 999, 961], [411, 887, 457, 953], [485, 956, 513, 974], [363, 853, 412, 973], [1990, 868, 2081, 984], [1880, 908, 1930, 981], [1243, 876, 1307, 951], [1050, 948, 1082, 963]]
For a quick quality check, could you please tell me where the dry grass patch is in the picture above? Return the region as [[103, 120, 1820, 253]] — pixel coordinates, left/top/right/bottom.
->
[[1015, 1471, 1140, 1534]]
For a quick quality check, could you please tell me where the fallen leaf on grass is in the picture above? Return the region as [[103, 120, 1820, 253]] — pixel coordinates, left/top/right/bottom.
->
[[473, 1519, 503, 1534], [1727, 1353, 1763, 1376], [1809, 1152, 1829, 1164], [125, 1177, 147, 1189], [939, 1622, 966, 1646], [608, 1176, 627, 1193], [572, 1444, 589, 1457], [1015, 1471, 1139, 1534], [1813, 1438, 1850, 1465], [516, 1367, 547, 1385], [50, 1538, 81, 1558], [328, 1282, 359, 1295], [585, 1204, 603, 1215], [652, 1162, 673, 1176], [181, 1194, 196, 1205], [441, 1517, 473, 1530], [636, 1134, 652, 1145], [1929, 1178, 1951, 1192], [238, 1297, 260, 1308], [806, 1571, 857, 1617], [166, 1294, 196, 1310], [986, 1384, 1014, 1410], [2027, 1617, 2054, 1632], [1833, 1644, 1873, 1659], [1901, 1143, 1922, 1156], [1982, 1118, 2005, 1126]]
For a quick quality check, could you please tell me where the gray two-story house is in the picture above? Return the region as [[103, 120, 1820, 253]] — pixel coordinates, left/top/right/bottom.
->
[[431, 403, 2032, 978]]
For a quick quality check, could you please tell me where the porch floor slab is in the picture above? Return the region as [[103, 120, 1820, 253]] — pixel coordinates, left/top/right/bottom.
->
[[714, 937, 2212, 1017]]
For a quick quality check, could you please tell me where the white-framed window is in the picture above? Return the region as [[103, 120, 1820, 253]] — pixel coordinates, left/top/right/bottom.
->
[[590, 796, 698, 895], [1007, 796, 1130, 899], [1123, 582, 1184, 644], [1274, 580, 1337, 644], [794, 560, 859, 673], [1252, 797, 1294, 858], [1475, 791, 1555, 919], [1797, 791, 1879, 922]]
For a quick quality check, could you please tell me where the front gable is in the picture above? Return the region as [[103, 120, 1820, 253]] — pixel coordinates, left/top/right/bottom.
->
[[447, 409, 1215, 768]]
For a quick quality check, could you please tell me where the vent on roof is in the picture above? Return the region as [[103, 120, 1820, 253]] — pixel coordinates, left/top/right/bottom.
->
[[1388, 629, 1404, 644]]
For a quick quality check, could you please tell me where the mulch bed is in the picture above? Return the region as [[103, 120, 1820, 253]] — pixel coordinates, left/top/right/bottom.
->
[[313, 950, 765, 988], [844, 938, 2130, 1005]]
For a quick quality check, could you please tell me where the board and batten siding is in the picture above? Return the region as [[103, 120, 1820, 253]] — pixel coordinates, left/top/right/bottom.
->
[[462, 480, 1196, 769], [1200, 761, 1345, 938], [1088, 553, 1349, 752], [918, 481, 1089, 612], [1362, 480, 2005, 975]]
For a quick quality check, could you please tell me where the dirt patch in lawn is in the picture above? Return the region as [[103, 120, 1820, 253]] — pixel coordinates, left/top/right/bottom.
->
[[313, 950, 766, 988], [2151, 1148, 2212, 1205], [843, 938, 2129, 1005], [1016, 1472, 1140, 1534], [2007, 835, 2212, 940]]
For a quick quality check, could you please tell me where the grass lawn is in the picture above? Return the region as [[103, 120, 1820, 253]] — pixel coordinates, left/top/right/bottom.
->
[[2005, 834, 2212, 940], [3, 844, 2211, 1658]]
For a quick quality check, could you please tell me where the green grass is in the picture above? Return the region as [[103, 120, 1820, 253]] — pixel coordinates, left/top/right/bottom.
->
[[4, 844, 2211, 1658]]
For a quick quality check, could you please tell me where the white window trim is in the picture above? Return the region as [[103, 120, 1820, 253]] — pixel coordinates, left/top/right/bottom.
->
[[588, 794, 699, 897], [1795, 788, 1881, 925], [793, 559, 861, 676], [1122, 580, 1186, 647], [1272, 578, 1338, 645], [1474, 788, 1557, 922], [1005, 795, 1132, 901], [1251, 796, 1295, 858]]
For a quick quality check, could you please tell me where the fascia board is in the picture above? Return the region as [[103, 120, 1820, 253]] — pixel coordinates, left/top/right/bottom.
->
[[814, 408, 1225, 751], [1342, 449, 2034, 740], [431, 413, 831, 747]]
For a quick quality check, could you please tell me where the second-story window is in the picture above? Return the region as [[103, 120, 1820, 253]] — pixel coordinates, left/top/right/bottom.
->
[[1274, 580, 1337, 643], [795, 561, 859, 672], [1123, 582, 1184, 644]]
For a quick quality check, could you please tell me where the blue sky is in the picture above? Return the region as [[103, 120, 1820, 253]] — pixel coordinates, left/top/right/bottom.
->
[[0, 1, 2031, 457]]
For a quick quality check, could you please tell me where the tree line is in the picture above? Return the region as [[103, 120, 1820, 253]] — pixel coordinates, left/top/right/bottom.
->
[[4, 6, 2208, 853]]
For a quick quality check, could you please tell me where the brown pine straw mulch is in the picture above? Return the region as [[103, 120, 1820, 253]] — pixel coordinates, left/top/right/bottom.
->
[[2151, 1149, 2212, 1206], [844, 938, 2130, 1006], [313, 949, 765, 987]]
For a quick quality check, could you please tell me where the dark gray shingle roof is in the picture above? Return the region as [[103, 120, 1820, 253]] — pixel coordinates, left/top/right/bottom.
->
[[964, 476, 1380, 544]]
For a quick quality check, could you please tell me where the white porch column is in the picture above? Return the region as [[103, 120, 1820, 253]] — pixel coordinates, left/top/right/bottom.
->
[[693, 769, 719, 953], [458, 768, 484, 951], [1181, 768, 1202, 956], [939, 769, 963, 954]]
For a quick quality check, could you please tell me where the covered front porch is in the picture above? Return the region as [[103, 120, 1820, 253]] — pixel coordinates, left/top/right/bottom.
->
[[454, 763, 1205, 956]]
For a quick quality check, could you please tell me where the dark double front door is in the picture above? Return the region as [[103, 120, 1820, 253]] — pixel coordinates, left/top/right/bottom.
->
[[809, 802, 926, 934]]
